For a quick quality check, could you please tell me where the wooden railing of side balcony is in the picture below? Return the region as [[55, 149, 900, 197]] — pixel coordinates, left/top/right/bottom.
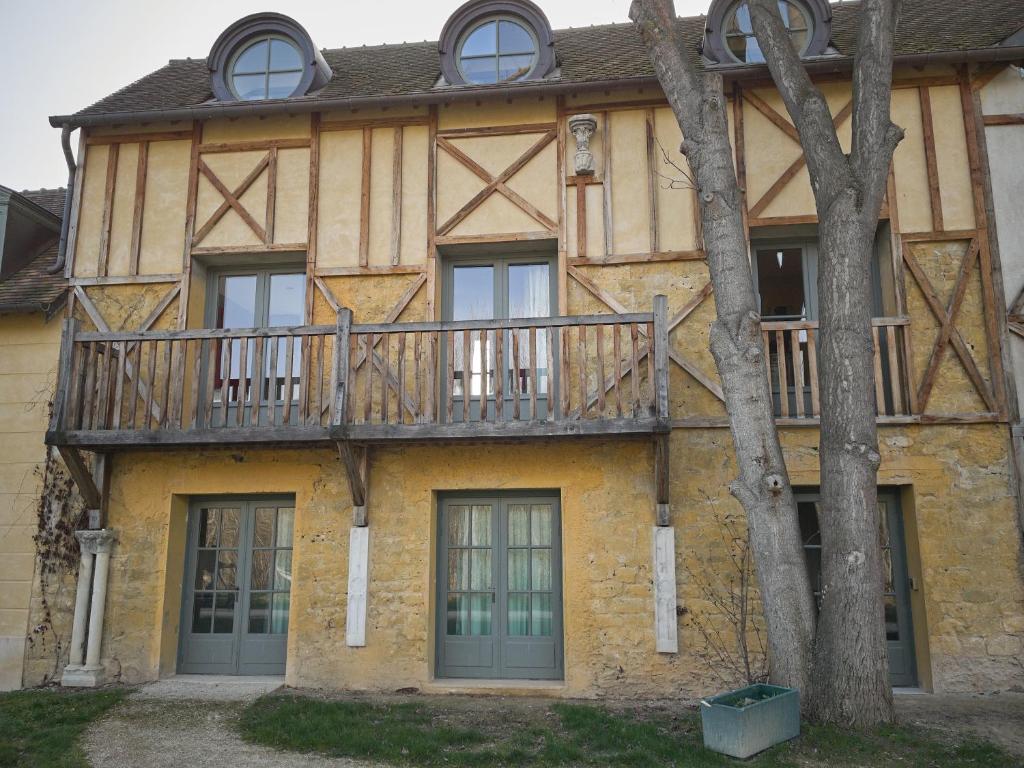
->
[[47, 296, 670, 447], [760, 316, 912, 420]]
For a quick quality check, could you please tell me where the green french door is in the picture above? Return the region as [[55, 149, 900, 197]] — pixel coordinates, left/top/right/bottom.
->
[[436, 492, 563, 680], [178, 497, 294, 675], [797, 490, 918, 687]]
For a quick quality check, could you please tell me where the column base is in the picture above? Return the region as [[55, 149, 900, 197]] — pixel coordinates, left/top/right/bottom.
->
[[61, 664, 105, 688]]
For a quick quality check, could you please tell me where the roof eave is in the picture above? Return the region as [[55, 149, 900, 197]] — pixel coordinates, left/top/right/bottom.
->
[[49, 45, 1024, 130]]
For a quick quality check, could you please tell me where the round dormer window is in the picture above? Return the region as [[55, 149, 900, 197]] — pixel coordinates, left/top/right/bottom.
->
[[230, 36, 304, 100], [457, 17, 538, 84], [439, 0, 555, 87], [724, 1, 811, 63], [208, 13, 333, 103], [702, 0, 832, 66]]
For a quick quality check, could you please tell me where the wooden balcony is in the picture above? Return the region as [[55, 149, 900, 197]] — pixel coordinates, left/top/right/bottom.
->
[[46, 298, 671, 450], [761, 316, 912, 420]]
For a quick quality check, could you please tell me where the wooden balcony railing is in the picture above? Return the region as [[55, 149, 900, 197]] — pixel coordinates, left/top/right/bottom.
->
[[47, 297, 670, 448], [761, 316, 911, 419]]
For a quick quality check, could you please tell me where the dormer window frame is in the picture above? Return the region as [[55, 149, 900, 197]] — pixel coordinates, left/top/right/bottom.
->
[[439, 0, 556, 87], [702, 0, 832, 66], [208, 12, 332, 103]]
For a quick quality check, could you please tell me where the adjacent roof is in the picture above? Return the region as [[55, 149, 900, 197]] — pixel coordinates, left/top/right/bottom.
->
[[0, 188, 66, 316], [51, 0, 1024, 128], [20, 188, 67, 218]]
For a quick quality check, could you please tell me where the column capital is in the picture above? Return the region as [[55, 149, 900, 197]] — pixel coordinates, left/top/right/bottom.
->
[[75, 528, 116, 556], [568, 113, 598, 175]]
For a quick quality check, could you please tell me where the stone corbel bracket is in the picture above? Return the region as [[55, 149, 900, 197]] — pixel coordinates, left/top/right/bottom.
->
[[568, 114, 598, 175]]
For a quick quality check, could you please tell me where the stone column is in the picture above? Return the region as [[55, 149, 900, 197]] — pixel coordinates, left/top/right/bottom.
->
[[62, 529, 115, 688], [65, 547, 95, 668]]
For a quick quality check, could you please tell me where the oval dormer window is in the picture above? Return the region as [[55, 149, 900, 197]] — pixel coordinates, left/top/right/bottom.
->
[[208, 13, 333, 103], [724, 0, 812, 63], [457, 17, 538, 84], [230, 36, 304, 100], [438, 0, 555, 87], [701, 0, 831, 66]]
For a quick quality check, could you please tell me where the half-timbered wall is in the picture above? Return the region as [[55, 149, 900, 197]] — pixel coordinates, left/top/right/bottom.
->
[[41, 61, 1024, 696]]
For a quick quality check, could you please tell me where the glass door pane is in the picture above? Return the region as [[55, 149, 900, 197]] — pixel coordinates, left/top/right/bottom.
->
[[451, 266, 495, 398], [265, 273, 305, 404], [506, 503, 554, 637], [507, 263, 550, 397], [215, 275, 258, 404], [189, 506, 241, 635], [446, 503, 494, 636]]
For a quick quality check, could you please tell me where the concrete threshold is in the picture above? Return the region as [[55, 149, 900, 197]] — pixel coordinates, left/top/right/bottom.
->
[[134, 674, 284, 701], [421, 678, 567, 697]]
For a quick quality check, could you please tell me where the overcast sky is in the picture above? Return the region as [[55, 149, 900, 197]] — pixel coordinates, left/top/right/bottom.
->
[[0, 0, 709, 193]]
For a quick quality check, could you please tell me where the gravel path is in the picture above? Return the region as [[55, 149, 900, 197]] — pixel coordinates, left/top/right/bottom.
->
[[83, 680, 379, 768]]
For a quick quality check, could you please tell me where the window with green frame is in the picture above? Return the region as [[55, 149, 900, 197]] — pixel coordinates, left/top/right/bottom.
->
[[443, 253, 556, 400]]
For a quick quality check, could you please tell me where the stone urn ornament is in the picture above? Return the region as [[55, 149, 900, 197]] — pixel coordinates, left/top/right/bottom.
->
[[568, 113, 598, 175]]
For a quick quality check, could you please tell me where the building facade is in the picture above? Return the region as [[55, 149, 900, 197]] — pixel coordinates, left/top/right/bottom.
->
[[28, 0, 1024, 696], [0, 186, 66, 689]]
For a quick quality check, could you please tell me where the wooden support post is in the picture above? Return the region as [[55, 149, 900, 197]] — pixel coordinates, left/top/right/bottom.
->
[[653, 294, 669, 420], [334, 308, 353, 426], [655, 432, 670, 525], [50, 318, 79, 434], [338, 441, 368, 525]]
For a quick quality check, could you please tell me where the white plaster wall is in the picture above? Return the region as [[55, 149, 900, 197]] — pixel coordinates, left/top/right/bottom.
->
[[982, 66, 1024, 417]]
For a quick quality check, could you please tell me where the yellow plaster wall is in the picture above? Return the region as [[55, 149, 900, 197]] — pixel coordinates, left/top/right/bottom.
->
[[929, 85, 976, 232], [73, 144, 110, 278], [139, 139, 191, 275], [317, 130, 364, 266], [0, 313, 60, 690]]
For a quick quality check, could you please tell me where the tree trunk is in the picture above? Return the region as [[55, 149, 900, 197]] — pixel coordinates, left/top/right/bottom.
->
[[810, 210, 894, 724], [630, 0, 817, 694], [747, 0, 903, 725]]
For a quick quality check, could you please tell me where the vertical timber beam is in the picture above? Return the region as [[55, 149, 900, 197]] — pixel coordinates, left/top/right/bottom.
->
[[305, 113, 321, 323], [426, 105, 438, 320], [178, 121, 202, 330]]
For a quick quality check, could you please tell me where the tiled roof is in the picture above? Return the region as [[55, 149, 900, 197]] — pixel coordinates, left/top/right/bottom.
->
[[0, 188, 67, 315], [57, 0, 1024, 125], [20, 188, 67, 218], [0, 240, 66, 315]]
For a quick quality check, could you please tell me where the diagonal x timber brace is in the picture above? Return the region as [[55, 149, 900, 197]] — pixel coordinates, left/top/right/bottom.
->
[[338, 441, 369, 526]]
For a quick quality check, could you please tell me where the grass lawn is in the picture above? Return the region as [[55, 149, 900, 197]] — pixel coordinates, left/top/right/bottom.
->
[[240, 693, 1022, 767], [0, 688, 125, 768]]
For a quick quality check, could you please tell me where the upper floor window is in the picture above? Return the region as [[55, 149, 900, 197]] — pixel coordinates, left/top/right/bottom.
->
[[702, 0, 832, 66], [439, 0, 555, 87], [208, 13, 332, 102], [230, 36, 305, 100], [724, 1, 812, 64], [458, 17, 538, 84]]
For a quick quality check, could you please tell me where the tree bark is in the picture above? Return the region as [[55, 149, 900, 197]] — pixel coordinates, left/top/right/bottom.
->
[[630, 0, 817, 695], [748, 0, 903, 725]]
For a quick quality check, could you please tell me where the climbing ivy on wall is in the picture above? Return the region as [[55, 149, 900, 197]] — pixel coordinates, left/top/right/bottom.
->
[[28, 433, 86, 683]]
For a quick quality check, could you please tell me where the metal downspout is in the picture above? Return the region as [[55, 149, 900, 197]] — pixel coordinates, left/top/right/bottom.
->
[[48, 124, 76, 274]]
